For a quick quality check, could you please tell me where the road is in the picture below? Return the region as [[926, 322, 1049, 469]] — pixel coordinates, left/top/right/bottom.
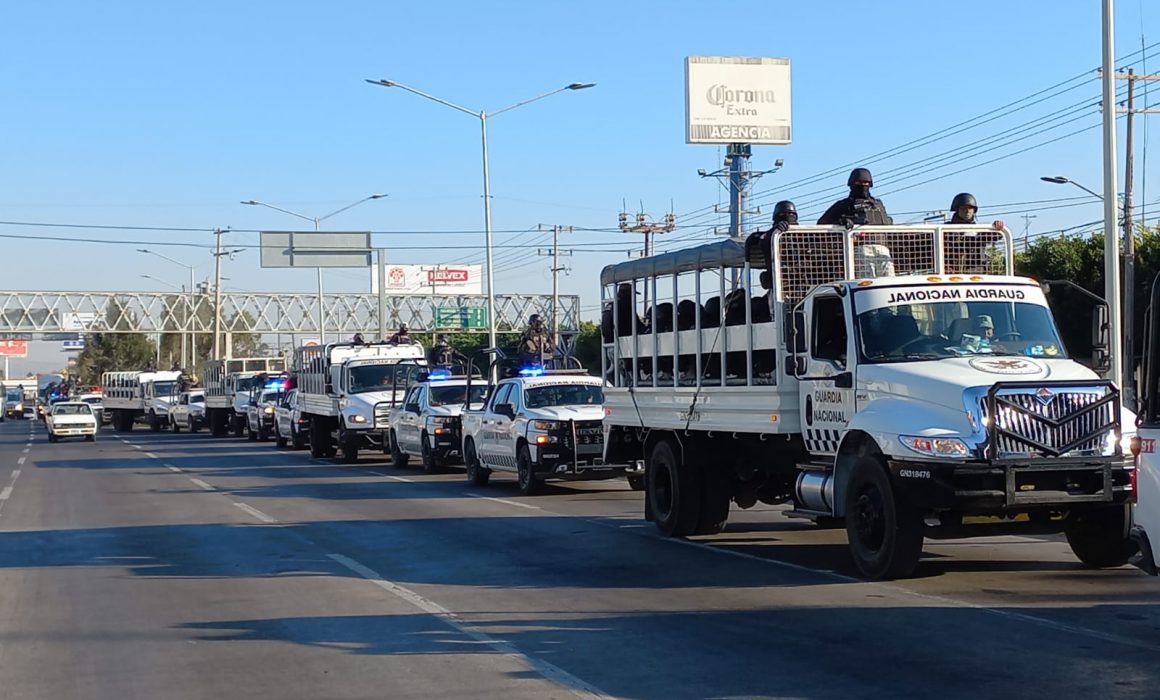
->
[[0, 417, 1158, 700]]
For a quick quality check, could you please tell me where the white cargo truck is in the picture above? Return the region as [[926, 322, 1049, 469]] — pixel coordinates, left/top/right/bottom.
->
[[293, 340, 425, 462], [601, 224, 1135, 579], [201, 357, 286, 437], [101, 370, 182, 432]]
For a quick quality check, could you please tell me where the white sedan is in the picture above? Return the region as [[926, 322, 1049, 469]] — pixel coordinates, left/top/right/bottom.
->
[[46, 402, 98, 443]]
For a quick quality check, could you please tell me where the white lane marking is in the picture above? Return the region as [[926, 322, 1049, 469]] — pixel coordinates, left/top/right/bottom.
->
[[121, 439, 131, 444], [468, 493, 541, 511], [233, 502, 277, 524], [16, 457, 25, 466], [132, 445, 142, 450], [368, 471, 387, 476], [327, 553, 613, 700], [11, 470, 20, 479], [144, 452, 159, 459], [386, 475, 414, 483], [0, 487, 11, 501], [0, 465, 22, 518], [167, 466, 182, 473], [21, 448, 29, 454], [188, 478, 215, 491]]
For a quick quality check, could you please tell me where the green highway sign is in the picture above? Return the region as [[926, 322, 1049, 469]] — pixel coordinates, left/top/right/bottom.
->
[[434, 307, 488, 329]]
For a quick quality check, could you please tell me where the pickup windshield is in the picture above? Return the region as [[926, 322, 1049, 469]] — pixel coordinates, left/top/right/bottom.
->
[[429, 385, 488, 407], [856, 298, 1066, 363], [189, 394, 204, 404], [52, 404, 92, 416], [524, 384, 604, 409], [348, 364, 412, 394]]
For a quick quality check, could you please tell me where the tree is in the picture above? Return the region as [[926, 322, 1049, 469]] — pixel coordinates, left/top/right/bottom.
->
[[572, 321, 602, 374], [74, 299, 157, 384]]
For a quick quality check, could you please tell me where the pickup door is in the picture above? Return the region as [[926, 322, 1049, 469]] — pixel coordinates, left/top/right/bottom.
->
[[275, 390, 298, 437], [395, 385, 425, 454], [479, 382, 518, 470]]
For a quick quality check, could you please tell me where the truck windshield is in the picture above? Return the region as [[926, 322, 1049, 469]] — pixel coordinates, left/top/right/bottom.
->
[[429, 384, 488, 407], [234, 377, 256, 392], [348, 364, 411, 394], [6, 390, 21, 401], [152, 381, 175, 396], [524, 384, 604, 409], [856, 298, 1067, 363]]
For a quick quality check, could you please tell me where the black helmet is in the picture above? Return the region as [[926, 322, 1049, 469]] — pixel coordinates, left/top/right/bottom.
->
[[773, 200, 798, 223], [847, 167, 873, 188], [399, 323, 408, 333], [951, 193, 977, 211], [529, 314, 542, 325]]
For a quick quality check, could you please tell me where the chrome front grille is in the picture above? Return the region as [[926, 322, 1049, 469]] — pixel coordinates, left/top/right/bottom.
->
[[981, 388, 1116, 458], [373, 403, 393, 429]]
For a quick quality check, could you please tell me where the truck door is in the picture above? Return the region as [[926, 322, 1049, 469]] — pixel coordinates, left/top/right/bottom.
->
[[397, 386, 423, 452], [797, 292, 856, 456], [481, 383, 514, 468]]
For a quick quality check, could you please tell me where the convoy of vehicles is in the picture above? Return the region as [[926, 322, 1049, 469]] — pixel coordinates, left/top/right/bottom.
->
[[245, 376, 287, 441], [387, 370, 487, 473], [100, 370, 181, 431], [168, 389, 206, 433], [293, 341, 425, 462], [600, 223, 1135, 579], [201, 357, 286, 438], [45, 401, 98, 442]]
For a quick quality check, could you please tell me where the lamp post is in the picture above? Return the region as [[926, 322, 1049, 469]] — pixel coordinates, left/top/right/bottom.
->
[[1041, 175, 1134, 404], [241, 194, 387, 344], [366, 78, 594, 351], [138, 250, 196, 369]]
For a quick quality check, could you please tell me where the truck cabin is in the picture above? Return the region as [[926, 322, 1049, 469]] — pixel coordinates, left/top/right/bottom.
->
[[293, 340, 426, 398], [599, 224, 1012, 389]]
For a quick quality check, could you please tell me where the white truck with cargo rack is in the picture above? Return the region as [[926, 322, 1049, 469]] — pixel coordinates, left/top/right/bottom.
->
[[293, 340, 425, 462], [101, 370, 182, 432], [601, 223, 1136, 579], [201, 357, 286, 437]]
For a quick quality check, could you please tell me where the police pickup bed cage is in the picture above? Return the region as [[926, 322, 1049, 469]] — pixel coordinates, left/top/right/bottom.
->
[[599, 223, 1134, 580]]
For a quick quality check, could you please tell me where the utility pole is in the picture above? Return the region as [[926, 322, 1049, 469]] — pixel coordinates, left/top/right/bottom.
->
[[618, 205, 676, 258], [1113, 67, 1160, 407], [1099, 0, 1122, 393], [537, 224, 573, 343], [1021, 214, 1038, 251], [212, 229, 224, 358], [697, 155, 783, 238]]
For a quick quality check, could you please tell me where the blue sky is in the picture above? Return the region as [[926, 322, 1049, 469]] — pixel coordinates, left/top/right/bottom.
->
[[2, 1, 1160, 373]]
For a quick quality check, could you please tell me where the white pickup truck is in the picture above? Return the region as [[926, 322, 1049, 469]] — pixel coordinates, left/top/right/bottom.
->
[[168, 389, 206, 433], [245, 377, 287, 441], [274, 388, 307, 450], [294, 341, 426, 462], [387, 371, 488, 473], [45, 401, 98, 442], [461, 369, 624, 495]]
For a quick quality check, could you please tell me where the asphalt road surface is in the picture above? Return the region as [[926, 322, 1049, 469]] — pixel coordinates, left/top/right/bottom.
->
[[1, 417, 1158, 699]]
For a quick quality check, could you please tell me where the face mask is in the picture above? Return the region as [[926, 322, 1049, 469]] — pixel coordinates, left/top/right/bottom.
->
[[851, 184, 871, 198]]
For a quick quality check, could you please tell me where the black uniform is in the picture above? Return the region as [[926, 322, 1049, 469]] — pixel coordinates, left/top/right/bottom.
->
[[817, 168, 892, 226], [744, 200, 798, 270]]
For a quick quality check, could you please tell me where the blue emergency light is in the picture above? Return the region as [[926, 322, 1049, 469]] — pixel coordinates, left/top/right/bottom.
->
[[427, 369, 452, 381], [517, 366, 545, 377]]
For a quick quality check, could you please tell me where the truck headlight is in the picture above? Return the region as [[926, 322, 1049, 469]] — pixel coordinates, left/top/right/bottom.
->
[[535, 434, 559, 445], [348, 414, 368, 424], [899, 435, 970, 458], [533, 420, 563, 431], [263, 406, 275, 415]]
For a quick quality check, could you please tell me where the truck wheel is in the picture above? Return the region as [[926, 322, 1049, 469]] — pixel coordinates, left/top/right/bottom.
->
[[1065, 504, 1136, 568], [275, 427, 287, 449], [647, 438, 700, 537], [247, 423, 257, 441], [171, 415, 181, 433], [149, 412, 161, 432], [421, 433, 442, 474], [210, 412, 226, 437], [189, 417, 199, 434], [389, 431, 410, 468], [309, 420, 329, 458], [845, 456, 924, 580], [233, 418, 245, 438], [694, 464, 731, 536], [291, 425, 306, 451], [516, 444, 539, 496], [465, 440, 489, 486], [339, 429, 359, 464], [627, 474, 646, 491]]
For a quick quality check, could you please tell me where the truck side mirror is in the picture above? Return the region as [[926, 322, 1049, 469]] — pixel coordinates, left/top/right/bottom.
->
[[495, 402, 515, 419], [1092, 303, 1111, 373]]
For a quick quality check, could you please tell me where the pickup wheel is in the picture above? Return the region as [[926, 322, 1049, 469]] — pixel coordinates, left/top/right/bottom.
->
[[189, 417, 199, 434], [257, 424, 269, 442], [171, 415, 181, 433], [291, 424, 306, 451], [845, 456, 924, 580], [389, 430, 410, 468], [275, 426, 288, 449], [85, 434, 95, 442], [648, 439, 700, 537], [627, 474, 646, 491], [48, 432, 59, 443], [421, 433, 442, 474], [516, 444, 540, 496], [465, 439, 489, 486], [1065, 504, 1136, 568], [247, 423, 257, 441]]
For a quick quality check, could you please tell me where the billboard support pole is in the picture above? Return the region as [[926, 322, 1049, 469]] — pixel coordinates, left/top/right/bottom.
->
[[377, 249, 387, 340], [727, 142, 751, 239]]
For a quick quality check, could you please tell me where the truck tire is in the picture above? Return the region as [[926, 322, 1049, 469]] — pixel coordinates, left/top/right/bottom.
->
[[1065, 504, 1136, 568], [275, 426, 287, 449], [648, 439, 701, 537], [247, 422, 257, 441], [233, 416, 245, 438], [210, 411, 226, 437], [189, 417, 199, 434], [516, 444, 539, 496], [339, 429, 359, 464], [389, 430, 410, 468], [421, 433, 442, 474], [627, 474, 646, 491], [309, 420, 328, 459], [149, 412, 161, 432], [845, 456, 924, 580], [465, 439, 489, 486], [694, 464, 731, 536]]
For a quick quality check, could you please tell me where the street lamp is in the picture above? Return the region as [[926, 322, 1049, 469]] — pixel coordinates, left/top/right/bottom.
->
[[366, 78, 594, 351], [138, 249, 197, 370], [1039, 175, 1105, 201], [241, 194, 387, 344]]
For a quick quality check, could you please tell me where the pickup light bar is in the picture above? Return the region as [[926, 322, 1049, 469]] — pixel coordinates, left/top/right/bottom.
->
[[518, 367, 546, 377]]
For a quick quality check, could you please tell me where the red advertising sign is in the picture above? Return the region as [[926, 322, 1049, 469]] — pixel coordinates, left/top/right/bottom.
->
[[427, 268, 469, 284], [0, 340, 28, 358]]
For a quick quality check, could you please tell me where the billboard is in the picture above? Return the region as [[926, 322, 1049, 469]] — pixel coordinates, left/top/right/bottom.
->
[[371, 264, 483, 295], [0, 340, 28, 358], [685, 56, 792, 145]]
